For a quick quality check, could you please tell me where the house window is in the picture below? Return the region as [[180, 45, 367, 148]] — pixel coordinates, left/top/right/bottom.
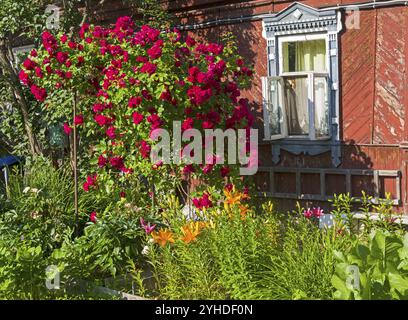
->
[[263, 35, 330, 140]]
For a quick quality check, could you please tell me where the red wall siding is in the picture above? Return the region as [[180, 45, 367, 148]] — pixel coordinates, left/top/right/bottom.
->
[[373, 8, 406, 144], [341, 10, 376, 144]]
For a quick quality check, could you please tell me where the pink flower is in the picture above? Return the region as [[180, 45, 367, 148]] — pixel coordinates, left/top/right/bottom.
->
[[74, 114, 84, 125], [77, 56, 85, 66], [56, 52, 69, 64], [224, 183, 234, 192], [192, 193, 212, 210], [30, 85, 47, 102], [98, 155, 107, 168], [147, 114, 163, 130], [68, 41, 77, 49], [139, 140, 151, 159], [42, 31, 57, 53], [187, 86, 212, 105], [186, 36, 196, 47], [181, 118, 194, 131], [183, 164, 195, 174], [106, 126, 116, 139], [19, 70, 29, 85], [90, 211, 97, 223], [147, 42, 162, 60], [140, 62, 157, 75], [23, 58, 37, 70], [128, 96, 142, 108], [303, 208, 313, 219], [94, 114, 112, 126], [79, 23, 90, 39], [207, 43, 223, 55], [115, 16, 134, 32], [312, 207, 324, 218], [60, 34, 68, 43], [83, 174, 97, 192], [110, 157, 125, 170], [202, 121, 214, 129], [220, 166, 230, 177], [160, 90, 172, 102], [140, 217, 156, 234], [202, 164, 214, 174], [132, 112, 144, 125], [35, 67, 44, 78], [63, 123, 72, 135], [142, 89, 152, 100], [152, 160, 163, 170]]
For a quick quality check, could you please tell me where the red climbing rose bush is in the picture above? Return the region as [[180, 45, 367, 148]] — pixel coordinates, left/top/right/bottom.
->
[[21, 16, 254, 207]]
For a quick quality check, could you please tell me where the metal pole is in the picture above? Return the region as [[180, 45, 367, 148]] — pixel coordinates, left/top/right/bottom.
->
[[73, 91, 79, 237]]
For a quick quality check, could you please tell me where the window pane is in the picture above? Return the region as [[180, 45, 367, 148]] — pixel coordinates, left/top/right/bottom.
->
[[268, 78, 283, 136], [283, 76, 309, 136], [282, 39, 326, 73], [314, 76, 329, 137]]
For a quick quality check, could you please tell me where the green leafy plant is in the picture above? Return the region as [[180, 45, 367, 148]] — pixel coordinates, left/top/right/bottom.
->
[[332, 229, 408, 300]]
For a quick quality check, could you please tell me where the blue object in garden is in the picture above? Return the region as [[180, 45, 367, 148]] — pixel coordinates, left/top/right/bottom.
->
[[0, 155, 23, 193], [0, 155, 22, 168]]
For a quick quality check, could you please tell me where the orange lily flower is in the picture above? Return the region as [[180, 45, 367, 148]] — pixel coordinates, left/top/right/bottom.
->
[[151, 228, 175, 247], [239, 204, 250, 219], [224, 189, 242, 206], [180, 222, 201, 244]]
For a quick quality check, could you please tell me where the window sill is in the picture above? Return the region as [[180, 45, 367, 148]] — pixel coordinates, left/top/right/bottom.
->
[[261, 137, 332, 145]]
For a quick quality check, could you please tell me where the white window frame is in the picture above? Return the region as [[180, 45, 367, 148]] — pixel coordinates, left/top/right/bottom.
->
[[263, 33, 331, 141]]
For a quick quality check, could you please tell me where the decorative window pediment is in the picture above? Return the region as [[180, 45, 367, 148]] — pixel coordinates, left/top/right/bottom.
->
[[262, 2, 342, 167], [263, 2, 338, 36]]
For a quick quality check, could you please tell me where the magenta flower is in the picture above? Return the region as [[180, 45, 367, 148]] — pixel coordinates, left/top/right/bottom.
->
[[98, 155, 107, 168], [90, 211, 97, 223], [132, 112, 144, 125], [303, 208, 313, 219], [74, 115, 84, 126], [106, 126, 116, 139], [312, 207, 324, 218], [192, 193, 213, 210], [23, 58, 37, 70], [140, 217, 156, 234], [63, 123, 72, 135], [30, 84, 47, 102], [19, 70, 29, 85]]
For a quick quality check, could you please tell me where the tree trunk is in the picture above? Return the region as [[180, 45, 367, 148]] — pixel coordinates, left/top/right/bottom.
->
[[0, 38, 42, 156]]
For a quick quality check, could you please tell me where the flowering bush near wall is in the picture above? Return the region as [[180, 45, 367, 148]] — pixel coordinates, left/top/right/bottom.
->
[[19, 17, 254, 214]]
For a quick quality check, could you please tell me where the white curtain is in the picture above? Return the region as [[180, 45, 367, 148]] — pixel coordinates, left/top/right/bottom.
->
[[282, 40, 327, 136]]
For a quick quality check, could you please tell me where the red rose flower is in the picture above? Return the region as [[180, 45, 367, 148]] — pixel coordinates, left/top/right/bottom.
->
[[56, 52, 69, 64], [140, 62, 157, 75], [106, 126, 116, 139], [132, 112, 144, 125], [90, 211, 97, 223], [23, 58, 37, 70], [74, 115, 84, 126], [19, 70, 29, 85], [128, 96, 142, 108], [30, 84, 47, 102], [63, 123, 72, 135]]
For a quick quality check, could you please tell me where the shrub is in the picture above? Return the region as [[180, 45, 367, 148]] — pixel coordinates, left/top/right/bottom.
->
[[332, 229, 408, 300]]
